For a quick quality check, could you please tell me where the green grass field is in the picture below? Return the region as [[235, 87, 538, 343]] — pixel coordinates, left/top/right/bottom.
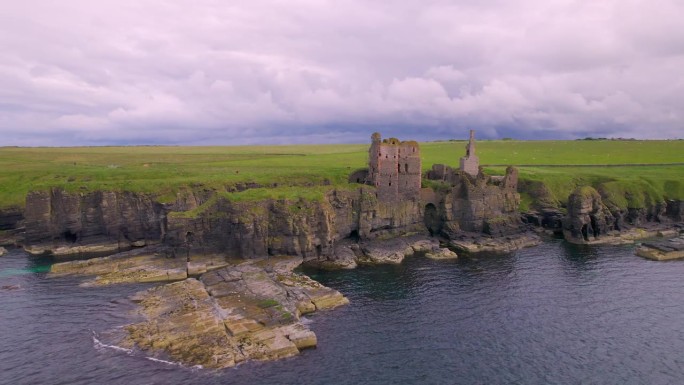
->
[[1, 140, 682, 210]]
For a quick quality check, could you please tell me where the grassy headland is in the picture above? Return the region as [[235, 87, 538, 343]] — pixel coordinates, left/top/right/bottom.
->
[[1, 140, 682, 211]]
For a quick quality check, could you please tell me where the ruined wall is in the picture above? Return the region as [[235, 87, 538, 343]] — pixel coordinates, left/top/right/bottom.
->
[[427, 165, 521, 236], [459, 130, 479, 177]]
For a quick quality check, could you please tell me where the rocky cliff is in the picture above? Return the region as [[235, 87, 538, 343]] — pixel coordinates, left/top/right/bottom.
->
[[20, 186, 430, 260], [23, 189, 165, 249], [562, 185, 681, 244], [19, 173, 525, 261], [165, 187, 427, 262], [562, 187, 615, 244], [0, 206, 23, 231]]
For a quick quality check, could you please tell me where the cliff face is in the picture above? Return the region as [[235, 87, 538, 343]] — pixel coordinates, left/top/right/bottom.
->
[[562, 186, 680, 244], [165, 187, 426, 261], [0, 206, 23, 231], [23, 190, 165, 246], [667, 200, 684, 222], [20, 166, 525, 259]]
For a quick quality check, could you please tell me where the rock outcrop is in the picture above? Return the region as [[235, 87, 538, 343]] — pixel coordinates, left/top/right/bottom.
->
[[0, 206, 23, 231], [425, 247, 458, 260], [449, 233, 542, 253], [49, 247, 231, 286], [562, 187, 616, 244], [561, 186, 683, 245], [666, 200, 684, 222], [116, 257, 348, 369], [636, 235, 684, 261]]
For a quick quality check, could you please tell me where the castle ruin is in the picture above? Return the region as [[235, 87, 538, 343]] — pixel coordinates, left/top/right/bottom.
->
[[348, 133, 422, 202], [347, 130, 520, 237], [368, 133, 422, 201]]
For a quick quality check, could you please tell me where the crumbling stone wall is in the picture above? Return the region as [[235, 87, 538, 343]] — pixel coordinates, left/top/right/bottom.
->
[[426, 164, 521, 235], [459, 130, 479, 177]]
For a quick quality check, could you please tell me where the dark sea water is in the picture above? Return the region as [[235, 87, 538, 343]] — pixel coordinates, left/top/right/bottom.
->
[[2, 240, 684, 385]]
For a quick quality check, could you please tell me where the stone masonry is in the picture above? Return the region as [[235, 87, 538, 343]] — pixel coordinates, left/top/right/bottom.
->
[[367, 133, 422, 202], [459, 130, 479, 177]]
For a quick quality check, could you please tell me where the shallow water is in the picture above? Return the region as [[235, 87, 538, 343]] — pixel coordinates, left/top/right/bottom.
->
[[2, 240, 684, 385]]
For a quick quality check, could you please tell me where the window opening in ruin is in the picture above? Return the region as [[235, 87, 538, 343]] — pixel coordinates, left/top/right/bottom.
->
[[389, 182, 391, 186], [405, 164, 408, 173], [397, 164, 401, 173]]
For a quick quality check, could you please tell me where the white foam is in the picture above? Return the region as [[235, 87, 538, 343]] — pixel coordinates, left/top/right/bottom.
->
[[92, 331, 204, 370], [92, 333, 132, 354], [300, 316, 313, 325], [145, 356, 203, 370], [145, 357, 182, 366]]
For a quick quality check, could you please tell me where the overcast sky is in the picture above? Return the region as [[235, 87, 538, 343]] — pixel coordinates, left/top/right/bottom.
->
[[1, 0, 683, 145]]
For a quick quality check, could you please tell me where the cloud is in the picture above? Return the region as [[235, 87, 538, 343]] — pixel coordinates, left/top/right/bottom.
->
[[1, 0, 683, 146]]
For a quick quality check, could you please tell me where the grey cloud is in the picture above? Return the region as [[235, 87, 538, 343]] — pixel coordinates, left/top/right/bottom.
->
[[1, 0, 682, 146]]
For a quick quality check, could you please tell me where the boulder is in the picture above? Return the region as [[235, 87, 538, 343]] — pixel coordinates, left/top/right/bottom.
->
[[425, 247, 458, 260]]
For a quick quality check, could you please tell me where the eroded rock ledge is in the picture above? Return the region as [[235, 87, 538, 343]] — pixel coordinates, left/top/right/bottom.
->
[[636, 236, 684, 261], [49, 246, 231, 286], [119, 257, 347, 368], [53, 255, 337, 368], [316, 235, 457, 269]]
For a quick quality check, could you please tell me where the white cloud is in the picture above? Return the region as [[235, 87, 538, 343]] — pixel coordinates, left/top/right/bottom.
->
[[0, 0, 682, 145]]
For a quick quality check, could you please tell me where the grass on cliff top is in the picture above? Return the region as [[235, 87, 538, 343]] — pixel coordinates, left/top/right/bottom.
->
[[1, 140, 683, 208], [487, 165, 684, 211]]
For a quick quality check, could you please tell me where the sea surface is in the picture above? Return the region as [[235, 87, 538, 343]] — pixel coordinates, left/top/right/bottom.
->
[[2, 239, 684, 385]]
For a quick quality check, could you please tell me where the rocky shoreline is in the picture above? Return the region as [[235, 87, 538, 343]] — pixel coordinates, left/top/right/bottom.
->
[[54, 254, 348, 368], [636, 236, 684, 261], [19, 215, 684, 369]]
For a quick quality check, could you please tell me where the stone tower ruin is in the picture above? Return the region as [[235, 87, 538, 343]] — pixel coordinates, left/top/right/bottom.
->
[[459, 130, 479, 177], [368, 133, 422, 201]]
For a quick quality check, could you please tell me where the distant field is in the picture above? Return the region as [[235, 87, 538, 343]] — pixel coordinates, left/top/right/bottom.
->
[[1, 140, 683, 209]]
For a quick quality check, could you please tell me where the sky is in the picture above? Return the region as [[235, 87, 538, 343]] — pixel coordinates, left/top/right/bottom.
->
[[1, 0, 683, 146]]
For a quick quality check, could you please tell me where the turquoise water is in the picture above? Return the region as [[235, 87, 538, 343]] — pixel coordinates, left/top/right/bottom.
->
[[1, 240, 684, 384]]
